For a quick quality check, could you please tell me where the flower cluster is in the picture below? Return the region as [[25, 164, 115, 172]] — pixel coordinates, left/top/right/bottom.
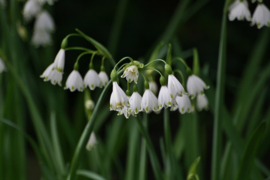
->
[[228, 0, 270, 29], [23, 0, 56, 46], [109, 59, 209, 119]]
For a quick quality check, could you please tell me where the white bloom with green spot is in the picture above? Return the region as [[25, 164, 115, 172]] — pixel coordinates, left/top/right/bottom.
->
[[98, 71, 109, 87], [158, 86, 172, 109], [84, 69, 102, 90], [0, 58, 6, 73], [110, 82, 129, 111], [175, 94, 193, 114], [187, 75, 209, 99], [117, 106, 131, 119], [53, 49, 65, 72], [31, 30, 52, 47], [168, 74, 185, 99], [86, 132, 97, 151], [129, 92, 142, 115], [140, 89, 159, 113], [149, 81, 158, 94], [197, 94, 209, 111], [23, 0, 41, 21], [47, 69, 63, 86], [64, 70, 84, 92], [251, 3, 270, 29], [34, 11, 55, 32], [121, 65, 139, 83], [229, 0, 251, 21]]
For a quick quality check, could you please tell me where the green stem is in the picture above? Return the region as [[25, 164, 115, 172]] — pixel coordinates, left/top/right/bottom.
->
[[211, 1, 230, 180], [164, 109, 174, 180], [138, 114, 148, 180], [114, 56, 133, 69], [172, 57, 190, 69], [75, 51, 95, 63], [135, 115, 162, 180], [144, 59, 167, 67], [64, 47, 97, 54], [173, 69, 185, 88], [67, 80, 113, 180], [142, 67, 163, 77]]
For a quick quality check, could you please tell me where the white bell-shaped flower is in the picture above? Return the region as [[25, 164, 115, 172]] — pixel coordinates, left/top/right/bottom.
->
[[84, 69, 102, 90], [46, 69, 63, 86], [158, 86, 172, 109], [149, 81, 158, 95], [168, 74, 185, 99], [187, 75, 209, 99], [121, 65, 139, 83], [23, 0, 41, 21], [251, 3, 270, 29], [40, 63, 54, 80], [64, 70, 84, 92], [117, 106, 131, 119], [98, 71, 109, 87], [31, 30, 52, 47], [53, 49, 65, 72], [86, 132, 97, 151], [34, 11, 55, 32], [129, 91, 142, 115], [175, 94, 193, 114], [110, 82, 129, 111], [229, 0, 251, 21], [197, 94, 209, 111], [141, 89, 159, 113], [0, 58, 6, 73]]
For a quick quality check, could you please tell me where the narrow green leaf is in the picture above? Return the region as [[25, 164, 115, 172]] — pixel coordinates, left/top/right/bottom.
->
[[192, 48, 199, 76], [187, 157, 201, 180], [235, 122, 266, 180], [77, 170, 106, 180]]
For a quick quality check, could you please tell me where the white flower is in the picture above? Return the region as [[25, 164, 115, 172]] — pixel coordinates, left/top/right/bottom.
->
[[175, 94, 193, 114], [23, 0, 41, 21], [31, 30, 52, 47], [34, 11, 55, 32], [197, 94, 209, 111], [251, 3, 270, 29], [40, 62, 63, 86], [167, 74, 185, 99], [98, 71, 109, 87], [229, 0, 248, 11], [129, 92, 142, 115], [187, 75, 209, 99], [64, 70, 84, 92], [0, 58, 6, 73], [84, 69, 102, 90], [141, 89, 159, 113], [251, 0, 263, 3], [53, 49, 65, 72], [117, 106, 131, 119], [229, 0, 251, 21], [149, 81, 158, 94], [86, 132, 97, 151], [40, 63, 54, 80], [36, 0, 56, 5], [121, 65, 139, 83], [158, 86, 172, 109], [110, 82, 129, 111]]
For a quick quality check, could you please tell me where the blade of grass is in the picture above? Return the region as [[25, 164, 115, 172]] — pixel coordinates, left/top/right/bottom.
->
[[138, 114, 148, 180], [77, 170, 106, 180], [235, 122, 266, 180], [211, 1, 230, 179]]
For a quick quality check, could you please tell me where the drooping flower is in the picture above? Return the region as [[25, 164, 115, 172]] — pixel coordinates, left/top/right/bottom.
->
[[149, 81, 158, 95], [53, 49, 65, 72], [117, 106, 131, 119], [0, 58, 6, 73], [158, 86, 172, 109], [167, 74, 185, 99], [141, 89, 159, 113], [98, 71, 109, 87], [40, 63, 54, 80], [228, 0, 251, 21], [196, 94, 209, 111], [175, 94, 193, 114], [129, 91, 142, 115], [31, 30, 52, 47], [121, 65, 139, 83], [251, 3, 270, 29], [34, 11, 55, 32], [187, 75, 209, 99], [84, 69, 102, 90], [86, 132, 97, 151], [64, 70, 84, 92], [23, 0, 41, 21], [46, 69, 63, 86], [110, 82, 129, 111]]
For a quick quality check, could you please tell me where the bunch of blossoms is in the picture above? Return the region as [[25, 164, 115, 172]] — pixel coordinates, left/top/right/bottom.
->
[[22, 0, 57, 46], [228, 0, 270, 29], [108, 51, 210, 119]]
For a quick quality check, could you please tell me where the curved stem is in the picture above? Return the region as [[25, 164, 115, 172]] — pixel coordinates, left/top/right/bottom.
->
[[172, 57, 190, 69], [117, 63, 128, 73], [173, 69, 186, 88], [144, 59, 167, 67], [143, 67, 163, 77], [114, 57, 134, 69], [64, 47, 97, 54], [76, 52, 96, 64]]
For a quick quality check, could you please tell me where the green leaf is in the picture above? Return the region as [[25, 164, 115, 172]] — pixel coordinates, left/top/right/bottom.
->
[[192, 48, 199, 76], [187, 157, 201, 180], [77, 170, 106, 180], [75, 29, 114, 64], [235, 122, 266, 180]]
